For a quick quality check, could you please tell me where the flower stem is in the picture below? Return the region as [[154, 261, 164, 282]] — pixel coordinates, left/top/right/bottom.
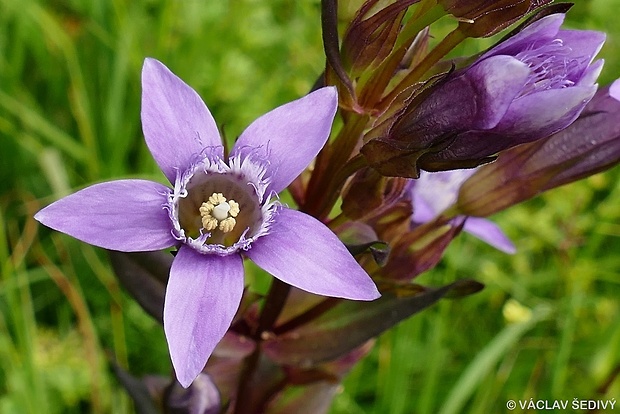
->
[[314, 153, 368, 218], [234, 278, 291, 413], [304, 115, 369, 218], [232, 344, 261, 414], [255, 278, 291, 339]]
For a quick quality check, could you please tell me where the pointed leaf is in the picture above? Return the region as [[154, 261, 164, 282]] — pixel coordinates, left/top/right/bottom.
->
[[263, 280, 482, 366], [110, 362, 159, 414], [108, 250, 172, 323]]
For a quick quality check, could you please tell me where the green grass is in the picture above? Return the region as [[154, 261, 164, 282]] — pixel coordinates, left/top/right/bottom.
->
[[1, 0, 619, 413]]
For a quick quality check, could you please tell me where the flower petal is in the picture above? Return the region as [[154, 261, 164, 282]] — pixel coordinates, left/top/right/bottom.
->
[[411, 195, 435, 223], [610, 79, 620, 101], [463, 217, 516, 254], [483, 14, 564, 58], [398, 56, 529, 146], [577, 59, 604, 87], [231, 87, 338, 193], [464, 56, 530, 130], [141, 58, 224, 183], [498, 85, 597, 139], [164, 247, 244, 388], [34, 180, 176, 252], [165, 373, 221, 414], [556, 29, 606, 65], [246, 208, 380, 300]]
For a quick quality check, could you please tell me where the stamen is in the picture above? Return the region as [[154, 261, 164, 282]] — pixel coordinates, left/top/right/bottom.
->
[[199, 192, 241, 233], [219, 217, 236, 233]]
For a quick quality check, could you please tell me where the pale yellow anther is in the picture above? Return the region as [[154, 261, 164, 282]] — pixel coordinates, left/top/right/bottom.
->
[[199, 203, 214, 215], [199, 192, 241, 234], [219, 217, 236, 233], [228, 200, 240, 217], [209, 193, 227, 205], [202, 216, 218, 231]]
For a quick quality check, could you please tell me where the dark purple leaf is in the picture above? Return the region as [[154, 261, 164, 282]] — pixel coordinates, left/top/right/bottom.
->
[[108, 250, 172, 323]]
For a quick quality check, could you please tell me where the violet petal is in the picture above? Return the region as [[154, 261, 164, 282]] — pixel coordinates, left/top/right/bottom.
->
[[393, 56, 528, 144], [483, 14, 564, 58], [464, 56, 530, 130], [463, 217, 516, 254], [610, 79, 620, 100], [246, 208, 380, 300], [166, 373, 221, 413], [577, 59, 604, 87], [231, 87, 338, 194], [163, 247, 244, 388], [412, 196, 435, 223], [141, 58, 223, 183], [498, 85, 597, 138], [34, 180, 176, 252], [556, 30, 606, 64]]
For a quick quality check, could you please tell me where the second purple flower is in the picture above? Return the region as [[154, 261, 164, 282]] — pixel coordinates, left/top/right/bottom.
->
[[364, 13, 606, 175]]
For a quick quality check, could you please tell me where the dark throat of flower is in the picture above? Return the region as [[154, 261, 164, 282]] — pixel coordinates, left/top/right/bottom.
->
[[178, 173, 262, 247]]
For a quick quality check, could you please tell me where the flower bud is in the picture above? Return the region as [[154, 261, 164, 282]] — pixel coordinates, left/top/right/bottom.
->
[[458, 80, 620, 217], [341, 0, 420, 76], [362, 13, 605, 177]]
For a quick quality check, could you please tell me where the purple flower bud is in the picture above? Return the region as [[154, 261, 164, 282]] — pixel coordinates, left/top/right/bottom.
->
[[364, 14, 605, 176], [457, 80, 620, 217], [419, 13, 605, 167]]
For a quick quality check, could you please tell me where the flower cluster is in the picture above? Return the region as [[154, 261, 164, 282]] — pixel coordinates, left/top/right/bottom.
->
[[35, 1, 620, 412]]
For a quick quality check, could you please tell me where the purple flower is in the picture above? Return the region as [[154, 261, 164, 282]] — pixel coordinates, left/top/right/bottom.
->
[[410, 169, 516, 253], [458, 79, 620, 217], [388, 13, 605, 171], [34, 58, 380, 387]]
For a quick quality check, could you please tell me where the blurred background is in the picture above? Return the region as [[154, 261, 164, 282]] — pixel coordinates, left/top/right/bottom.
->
[[0, 0, 619, 413]]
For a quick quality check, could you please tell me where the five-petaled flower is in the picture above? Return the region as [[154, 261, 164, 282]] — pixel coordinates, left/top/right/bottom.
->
[[34, 58, 380, 387]]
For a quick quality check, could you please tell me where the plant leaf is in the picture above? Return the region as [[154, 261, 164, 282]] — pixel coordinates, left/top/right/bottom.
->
[[263, 279, 483, 366], [108, 250, 172, 323]]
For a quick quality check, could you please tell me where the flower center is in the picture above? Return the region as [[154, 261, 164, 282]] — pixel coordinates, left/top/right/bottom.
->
[[199, 193, 240, 233], [167, 152, 278, 256]]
